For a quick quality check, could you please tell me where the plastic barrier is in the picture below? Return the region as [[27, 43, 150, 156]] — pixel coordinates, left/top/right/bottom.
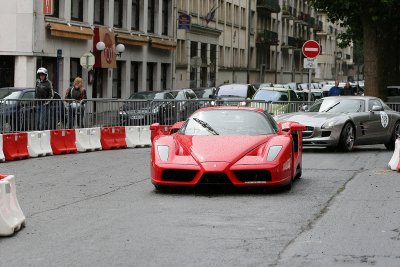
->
[[0, 135, 4, 162], [0, 174, 26, 236], [75, 128, 102, 152], [2, 133, 29, 161], [27, 131, 53, 157], [100, 126, 127, 150], [137, 126, 152, 147], [388, 138, 400, 171], [50, 129, 78, 155], [40, 131, 53, 156], [125, 126, 140, 148]]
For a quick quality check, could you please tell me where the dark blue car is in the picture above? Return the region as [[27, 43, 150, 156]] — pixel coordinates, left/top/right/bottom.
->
[[0, 87, 66, 133]]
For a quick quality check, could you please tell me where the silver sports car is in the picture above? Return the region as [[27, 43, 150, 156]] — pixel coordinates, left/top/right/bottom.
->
[[274, 96, 400, 151]]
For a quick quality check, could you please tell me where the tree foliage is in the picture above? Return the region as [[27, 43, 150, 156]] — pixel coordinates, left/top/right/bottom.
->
[[308, 0, 400, 98]]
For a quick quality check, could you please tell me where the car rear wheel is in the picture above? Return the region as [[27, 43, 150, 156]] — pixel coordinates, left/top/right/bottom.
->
[[338, 123, 355, 152], [384, 121, 400, 150]]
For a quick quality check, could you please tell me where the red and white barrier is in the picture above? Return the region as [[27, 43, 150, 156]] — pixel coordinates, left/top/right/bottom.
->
[[137, 126, 151, 147], [27, 131, 53, 157], [0, 174, 26, 236], [388, 138, 400, 171], [76, 128, 102, 152], [0, 135, 5, 162], [100, 126, 127, 150], [2, 133, 29, 161], [50, 129, 78, 155], [125, 126, 140, 148]]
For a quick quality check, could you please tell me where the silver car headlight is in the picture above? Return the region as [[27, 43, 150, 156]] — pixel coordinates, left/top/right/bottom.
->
[[119, 111, 126, 115], [152, 106, 160, 114], [157, 145, 169, 161], [321, 119, 338, 129], [267, 145, 282, 161]]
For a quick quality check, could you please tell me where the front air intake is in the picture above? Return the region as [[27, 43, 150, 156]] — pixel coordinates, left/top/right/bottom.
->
[[162, 170, 197, 182], [198, 173, 232, 184], [234, 170, 272, 183]]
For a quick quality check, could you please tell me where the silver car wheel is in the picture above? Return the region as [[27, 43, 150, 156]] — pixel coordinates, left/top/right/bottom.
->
[[339, 123, 355, 152]]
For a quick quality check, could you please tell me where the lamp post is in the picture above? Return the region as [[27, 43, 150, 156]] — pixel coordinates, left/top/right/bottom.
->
[[335, 51, 342, 80]]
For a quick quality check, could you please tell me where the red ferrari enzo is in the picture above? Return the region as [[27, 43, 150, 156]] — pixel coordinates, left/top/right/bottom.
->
[[150, 107, 305, 191]]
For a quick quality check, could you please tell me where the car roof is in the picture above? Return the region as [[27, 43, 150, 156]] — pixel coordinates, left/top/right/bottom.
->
[[257, 86, 292, 92], [196, 106, 264, 113], [0, 87, 34, 91]]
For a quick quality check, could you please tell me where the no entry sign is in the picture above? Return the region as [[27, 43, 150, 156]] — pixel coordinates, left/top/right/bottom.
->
[[302, 40, 320, 58]]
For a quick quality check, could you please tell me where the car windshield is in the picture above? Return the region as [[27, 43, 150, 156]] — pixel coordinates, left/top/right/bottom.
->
[[253, 90, 288, 102], [193, 89, 214, 98], [0, 90, 21, 99], [180, 109, 275, 136], [129, 91, 173, 100], [309, 98, 364, 113], [217, 85, 248, 97]]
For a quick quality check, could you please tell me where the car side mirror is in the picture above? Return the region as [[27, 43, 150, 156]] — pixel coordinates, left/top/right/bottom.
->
[[149, 123, 160, 131], [301, 105, 309, 112], [370, 105, 382, 112]]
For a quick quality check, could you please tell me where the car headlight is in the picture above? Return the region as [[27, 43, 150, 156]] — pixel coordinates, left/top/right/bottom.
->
[[119, 111, 126, 115], [321, 119, 338, 129], [266, 145, 282, 161], [152, 106, 160, 114], [157, 145, 169, 161]]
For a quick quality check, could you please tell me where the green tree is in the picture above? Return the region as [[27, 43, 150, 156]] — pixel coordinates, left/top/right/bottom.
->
[[309, 0, 400, 99]]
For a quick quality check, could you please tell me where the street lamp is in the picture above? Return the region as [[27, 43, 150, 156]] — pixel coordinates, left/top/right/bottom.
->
[[95, 41, 125, 57], [335, 51, 342, 80]]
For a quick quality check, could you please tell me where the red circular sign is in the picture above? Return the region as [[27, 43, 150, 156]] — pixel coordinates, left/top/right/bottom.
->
[[302, 40, 320, 58]]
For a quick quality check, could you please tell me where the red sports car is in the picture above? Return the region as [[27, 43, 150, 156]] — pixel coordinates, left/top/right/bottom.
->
[[150, 107, 305, 190]]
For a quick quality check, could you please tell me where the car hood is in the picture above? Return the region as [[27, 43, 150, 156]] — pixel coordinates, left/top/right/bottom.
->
[[275, 112, 345, 127], [174, 134, 271, 163]]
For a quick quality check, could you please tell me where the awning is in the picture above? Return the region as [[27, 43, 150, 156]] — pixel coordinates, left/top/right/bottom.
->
[[47, 22, 93, 40], [150, 37, 176, 51], [116, 33, 148, 47]]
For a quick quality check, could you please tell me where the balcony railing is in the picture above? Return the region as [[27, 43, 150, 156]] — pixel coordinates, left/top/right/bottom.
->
[[256, 30, 279, 45], [257, 0, 281, 13]]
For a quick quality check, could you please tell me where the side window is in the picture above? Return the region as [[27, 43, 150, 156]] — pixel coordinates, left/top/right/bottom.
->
[[21, 91, 35, 100], [188, 91, 197, 99], [263, 111, 279, 132], [289, 90, 298, 101], [368, 99, 382, 111]]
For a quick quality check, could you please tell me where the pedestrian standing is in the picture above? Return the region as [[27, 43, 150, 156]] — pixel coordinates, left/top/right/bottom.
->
[[328, 80, 342, 96], [35, 67, 53, 130], [65, 77, 87, 128], [342, 81, 355, 96]]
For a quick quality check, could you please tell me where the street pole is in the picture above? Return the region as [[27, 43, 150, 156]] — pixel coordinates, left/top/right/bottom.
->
[[307, 68, 312, 102], [246, 0, 251, 83]]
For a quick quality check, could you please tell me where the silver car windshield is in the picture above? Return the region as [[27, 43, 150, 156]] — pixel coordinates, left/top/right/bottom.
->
[[180, 109, 274, 136], [310, 99, 364, 113]]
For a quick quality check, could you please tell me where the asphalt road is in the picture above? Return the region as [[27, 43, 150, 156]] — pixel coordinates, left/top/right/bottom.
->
[[0, 145, 399, 267]]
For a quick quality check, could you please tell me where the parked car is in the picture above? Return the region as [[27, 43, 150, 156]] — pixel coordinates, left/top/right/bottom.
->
[[149, 106, 305, 191], [252, 87, 299, 115], [166, 88, 200, 121], [119, 90, 176, 126], [0, 87, 65, 132], [213, 83, 257, 106], [275, 96, 400, 152], [192, 87, 216, 99]]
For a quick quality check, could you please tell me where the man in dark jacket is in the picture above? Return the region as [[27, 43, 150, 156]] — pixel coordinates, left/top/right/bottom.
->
[[35, 67, 53, 130]]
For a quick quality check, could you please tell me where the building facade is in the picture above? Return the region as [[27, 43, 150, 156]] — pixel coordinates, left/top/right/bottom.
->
[[0, 0, 176, 98], [0, 0, 354, 96]]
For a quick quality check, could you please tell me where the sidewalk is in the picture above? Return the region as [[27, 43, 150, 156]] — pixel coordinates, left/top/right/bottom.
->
[[277, 168, 400, 267]]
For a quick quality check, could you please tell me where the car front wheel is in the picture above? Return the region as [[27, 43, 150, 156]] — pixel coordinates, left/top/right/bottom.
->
[[384, 121, 400, 150], [338, 122, 355, 152]]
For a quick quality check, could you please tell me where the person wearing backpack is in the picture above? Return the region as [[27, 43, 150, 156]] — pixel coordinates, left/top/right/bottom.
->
[[65, 77, 87, 128]]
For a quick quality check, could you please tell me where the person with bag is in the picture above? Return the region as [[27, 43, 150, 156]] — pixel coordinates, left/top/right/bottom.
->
[[65, 77, 87, 128], [35, 67, 53, 130]]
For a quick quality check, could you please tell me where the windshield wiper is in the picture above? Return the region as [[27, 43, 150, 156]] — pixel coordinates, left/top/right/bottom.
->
[[322, 102, 340, 112], [193, 118, 219, 135]]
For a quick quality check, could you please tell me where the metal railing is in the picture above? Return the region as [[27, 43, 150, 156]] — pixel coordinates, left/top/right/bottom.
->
[[1, 98, 399, 133]]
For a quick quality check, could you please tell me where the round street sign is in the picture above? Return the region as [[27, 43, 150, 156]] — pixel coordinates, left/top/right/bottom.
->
[[80, 52, 95, 70], [302, 40, 320, 58]]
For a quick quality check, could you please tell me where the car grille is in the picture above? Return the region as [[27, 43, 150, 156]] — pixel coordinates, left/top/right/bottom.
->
[[161, 170, 197, 182], [302, 126, 314, 138], [234, 170, 272, 183], [198, 173, 232, 184]]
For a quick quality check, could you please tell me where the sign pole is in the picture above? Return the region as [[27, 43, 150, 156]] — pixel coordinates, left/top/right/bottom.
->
[[308, 68, 312, 102]]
